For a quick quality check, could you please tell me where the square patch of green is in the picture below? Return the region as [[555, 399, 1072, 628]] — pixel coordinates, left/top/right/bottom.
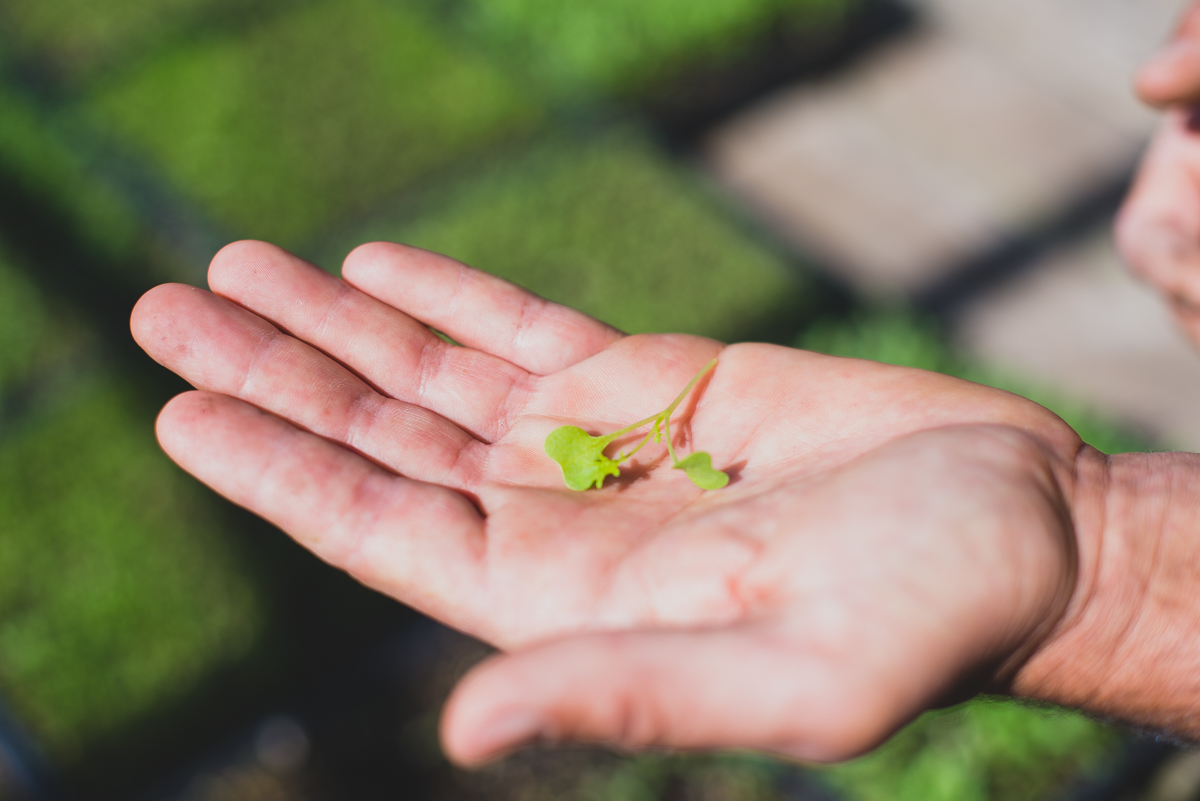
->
[[822, 698, 1119, 801], [328, 136, 808, 341], [0, 378, 262, 761], [457, 0, 846, 95], [86, 0, 542, 249]]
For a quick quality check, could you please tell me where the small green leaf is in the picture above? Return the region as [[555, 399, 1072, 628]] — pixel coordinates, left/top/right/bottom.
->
[[543, 360, 729, 492], [545, 425, 622, 491], [673, 452, 729, 490]]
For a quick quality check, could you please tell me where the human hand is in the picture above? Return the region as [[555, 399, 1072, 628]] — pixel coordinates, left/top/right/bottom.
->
[[132, 241, 1088, 765], [1117, 2, 1200, 343], [1136, 3, 1200, 108]]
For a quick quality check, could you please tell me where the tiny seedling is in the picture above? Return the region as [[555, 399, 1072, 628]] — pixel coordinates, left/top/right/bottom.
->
[[545, 359, 729, 491]]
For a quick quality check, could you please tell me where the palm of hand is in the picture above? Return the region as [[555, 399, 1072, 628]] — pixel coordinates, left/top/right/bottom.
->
[[133, 241, 1080, 761]]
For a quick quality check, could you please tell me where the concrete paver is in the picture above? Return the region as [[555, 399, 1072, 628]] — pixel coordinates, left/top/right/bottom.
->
[[1138, 749, 1200, 801], [952, 228, 1200, 451], [704, 0, 1188, 295], [915, 0, 1186, 138]]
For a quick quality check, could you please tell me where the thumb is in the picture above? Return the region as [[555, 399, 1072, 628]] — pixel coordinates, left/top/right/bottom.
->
[[1139, 5, 1200, 106], [440, 625, 900, 768]]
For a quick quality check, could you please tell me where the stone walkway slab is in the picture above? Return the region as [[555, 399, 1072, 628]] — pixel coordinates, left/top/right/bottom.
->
[[953, 228, 1200, 451], [915, 0, 1187, 138], [704, 0, 1188, 295]]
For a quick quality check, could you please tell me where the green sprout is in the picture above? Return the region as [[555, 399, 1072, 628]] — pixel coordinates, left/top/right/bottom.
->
[[544, 359, 730, 491]]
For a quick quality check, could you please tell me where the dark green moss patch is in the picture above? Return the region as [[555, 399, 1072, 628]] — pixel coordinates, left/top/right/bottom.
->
[[331, 136, 808, 341], [456, 0, 847, 96], [0, 378, 261, 761], [822, 699, 1119, 801], [86, 0, 542, 249]]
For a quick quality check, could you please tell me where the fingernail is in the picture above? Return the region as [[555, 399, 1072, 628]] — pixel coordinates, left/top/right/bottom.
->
[[471, 709, 549, 759]]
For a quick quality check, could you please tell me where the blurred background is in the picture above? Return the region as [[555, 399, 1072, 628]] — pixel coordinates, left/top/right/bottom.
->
[[0, 0, 1198, 799]]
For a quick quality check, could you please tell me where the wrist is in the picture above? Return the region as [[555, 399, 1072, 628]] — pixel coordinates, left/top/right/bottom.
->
[[1013, 448, 1200, 736]]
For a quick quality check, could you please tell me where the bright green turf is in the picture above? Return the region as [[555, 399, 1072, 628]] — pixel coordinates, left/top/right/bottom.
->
[[329, 136, 807, 341], [86, 0, 542, 249], [822, 700, 1118, 801], [0, 378, 261, 761], [456, 0, 846, 95]]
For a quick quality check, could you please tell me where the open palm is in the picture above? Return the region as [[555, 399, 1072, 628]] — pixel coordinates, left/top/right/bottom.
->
[[132, 241, 1084, 764]]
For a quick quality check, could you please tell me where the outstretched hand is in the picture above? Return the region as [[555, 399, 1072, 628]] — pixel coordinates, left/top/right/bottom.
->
[[132, 241, 1089, 766], [1118, 2, 1200, 343]]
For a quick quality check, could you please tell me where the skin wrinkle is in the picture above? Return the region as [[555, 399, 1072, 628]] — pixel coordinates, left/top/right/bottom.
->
[[596, 495, 724, 626], [235, 327, 281, 400], [340, 393, 483, 494], [510, 292, 545, 370], [310, 275, 353, 343], [615, 497, 768, 626], [1097, 470, 1166, 709], [446, 260, 473, 321], [415, 337, 451, 427], [594, 662, 639, 746], [718, 526, 769, 621], [1015, 447, 1105, 704], [491, 369, 536, 443], [1024, 448, 1157, 714], [439, 432, 485, 495], [1080, 451, 1110, 699], [339, 390, 389, 470], [608, 651, 665, 748], [338, 468, 396, 583], [990, 449, 1078, 685]]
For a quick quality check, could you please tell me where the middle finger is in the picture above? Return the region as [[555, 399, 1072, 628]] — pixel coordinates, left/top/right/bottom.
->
[[208, 240, 535, 442], [132, 283, 487, 492]]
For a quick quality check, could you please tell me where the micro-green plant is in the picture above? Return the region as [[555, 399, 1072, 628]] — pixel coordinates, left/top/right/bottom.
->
[[545, 359, 729, 491]]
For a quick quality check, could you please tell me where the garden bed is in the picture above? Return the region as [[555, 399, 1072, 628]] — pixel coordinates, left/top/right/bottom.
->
[[83, 0, 542, 249], [0, 0, 1164, 798], [0, 373, 262, 763], [320, 134, 812, 342]]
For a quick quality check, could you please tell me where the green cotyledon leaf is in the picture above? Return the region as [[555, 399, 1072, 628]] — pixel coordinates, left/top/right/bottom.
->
[[545, 425, 622, 491], [673, 451, 729, 490], [543, 359, 728, 492]]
